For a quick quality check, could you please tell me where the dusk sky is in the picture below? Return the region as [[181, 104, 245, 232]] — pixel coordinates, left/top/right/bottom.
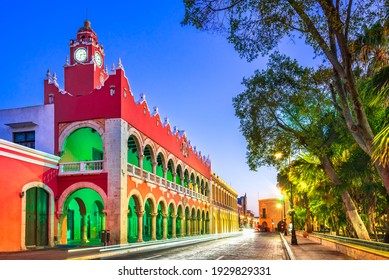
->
[[0, 1, 316, 215]]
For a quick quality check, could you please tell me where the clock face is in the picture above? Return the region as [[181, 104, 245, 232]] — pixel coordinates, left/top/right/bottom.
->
[[74, 47, 87, 62], [94, 51, 103, 68]]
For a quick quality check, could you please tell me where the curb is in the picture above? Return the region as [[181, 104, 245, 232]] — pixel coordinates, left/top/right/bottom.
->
[[280, 233, 296, 260]]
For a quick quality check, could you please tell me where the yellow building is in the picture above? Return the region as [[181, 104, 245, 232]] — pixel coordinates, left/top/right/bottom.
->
[[211, 172, 239, 233]]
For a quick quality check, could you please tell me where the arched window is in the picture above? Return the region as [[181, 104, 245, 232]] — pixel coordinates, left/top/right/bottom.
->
[[167, 160, 174, 182], [176, 165, 182, 185], [143, 145, 153, 173], [184, 170, 189, 188], [156, 153, 165, 178], [128, 135, 139, 167]]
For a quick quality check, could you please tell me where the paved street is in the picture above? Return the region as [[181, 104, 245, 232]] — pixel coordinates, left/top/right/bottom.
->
[[0, 230, 362, 260], [108, 230, 287, 260]]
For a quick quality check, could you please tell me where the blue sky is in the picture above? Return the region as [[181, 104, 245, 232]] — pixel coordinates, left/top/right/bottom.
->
[[0, 1, 316, 215]]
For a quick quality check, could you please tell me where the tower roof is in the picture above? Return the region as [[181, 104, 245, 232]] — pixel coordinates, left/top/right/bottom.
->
[[78, 20, 94, 33], [75, 20, 98, 43]]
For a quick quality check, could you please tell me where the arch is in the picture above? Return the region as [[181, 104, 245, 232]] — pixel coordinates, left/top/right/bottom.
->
[[62, 187, 105, 243], [190, 173, 195, 190], [143, 145, 154, 173], [196, 208, 201, 235], [156, 198, 168, 240], [57, 182, 107, 212], [176, 164, 183, 185], [156, 152, 165, 178], [60, 127, 104, 166], [184, 169, 190, 188], [128, 134, 142, 167], [191, 207, 196, 235], [155, 147, 168, 164], [185, 206, 191, 236], [143, 194, 157, 241], [127, 193, 142, 243], [167, 159, 175, 182], [200, 179, 205, 195], [176, 203, 184, 237], [58, 120, 104, 155], [201, 209, 206, 235], [143, 193, 157, 213], [205, 211, 210, 234], [167, 202, 176, 239], [127, 189, 144, 212], [195, 176, 200, 191]]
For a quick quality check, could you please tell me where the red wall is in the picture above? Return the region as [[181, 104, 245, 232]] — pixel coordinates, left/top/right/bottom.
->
[[51, 68, 211, 179], [0, 147, 58, 251]]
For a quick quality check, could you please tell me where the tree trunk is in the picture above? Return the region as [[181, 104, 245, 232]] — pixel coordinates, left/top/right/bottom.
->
[[319, 155, 371, 240], [384, 206, 389, 243], [340, 191, 371, 240], [306, 206, 312, 233], [374, 162, 389, 196]]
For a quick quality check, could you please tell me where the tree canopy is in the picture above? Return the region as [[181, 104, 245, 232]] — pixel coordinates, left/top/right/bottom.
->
[[182, 0, 389, 241]]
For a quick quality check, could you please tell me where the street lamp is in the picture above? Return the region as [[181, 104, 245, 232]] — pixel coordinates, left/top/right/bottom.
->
[[275, 151, 297, 245], [289, 179, 298, 245], [277, 193, 287, 236]]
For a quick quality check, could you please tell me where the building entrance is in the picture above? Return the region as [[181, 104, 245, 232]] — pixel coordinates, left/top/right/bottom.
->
[[25, 187, 49, 247]]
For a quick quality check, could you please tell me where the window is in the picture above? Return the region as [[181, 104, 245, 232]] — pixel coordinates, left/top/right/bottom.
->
[[92, 148, 103, 160], [262, 208, 267, 219], [48, 94, 54, 104], [13, 131, 35, 149]]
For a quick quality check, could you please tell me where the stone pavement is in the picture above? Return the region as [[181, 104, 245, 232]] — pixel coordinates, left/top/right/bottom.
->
[[281, 232, 355, 260], [0, 231, 370, 260]]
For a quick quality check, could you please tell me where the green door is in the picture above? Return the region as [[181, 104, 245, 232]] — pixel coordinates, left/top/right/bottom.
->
[[25, 188, 48, 247]]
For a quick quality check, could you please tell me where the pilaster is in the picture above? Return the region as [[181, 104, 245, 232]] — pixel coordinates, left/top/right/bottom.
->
[[105, 118, 128, 244]]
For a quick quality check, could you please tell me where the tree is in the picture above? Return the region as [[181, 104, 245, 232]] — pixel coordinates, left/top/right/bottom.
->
[[233, 53, 370, 239], [182, 0, 389, 196]]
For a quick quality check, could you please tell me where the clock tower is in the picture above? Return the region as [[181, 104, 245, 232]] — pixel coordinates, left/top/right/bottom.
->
[[64, 20, 108, 96]]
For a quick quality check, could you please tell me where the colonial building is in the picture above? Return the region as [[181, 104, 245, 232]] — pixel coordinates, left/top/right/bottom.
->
[[211, 172, 239, 233], [258, 198, 290, 232], [0, 21, 239, 251]]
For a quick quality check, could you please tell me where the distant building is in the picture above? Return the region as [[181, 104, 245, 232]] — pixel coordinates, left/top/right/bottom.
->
[[237, 194, 257, 228], [258, 198, 290, 232]]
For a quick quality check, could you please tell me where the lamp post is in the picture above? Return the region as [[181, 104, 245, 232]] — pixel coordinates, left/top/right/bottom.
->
[[281, 195, 287, 236], [275, 151, 297, 245], [277, 190, 287, 236], [289, 179, 298, 245]]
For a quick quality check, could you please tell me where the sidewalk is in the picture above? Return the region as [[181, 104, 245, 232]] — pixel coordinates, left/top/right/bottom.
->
[[281, 233, 354, 260]]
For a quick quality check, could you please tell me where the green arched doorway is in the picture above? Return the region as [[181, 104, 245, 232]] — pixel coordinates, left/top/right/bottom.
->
[[127, 196, 140, 243], [64, 188, 105, 245], [143, 199, 153, 241]]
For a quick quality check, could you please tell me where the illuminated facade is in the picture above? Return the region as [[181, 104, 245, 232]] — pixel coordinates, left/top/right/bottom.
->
[[211, 172, 239, 233], [258, 198, 290, 232], [0, 21, 239, 251]]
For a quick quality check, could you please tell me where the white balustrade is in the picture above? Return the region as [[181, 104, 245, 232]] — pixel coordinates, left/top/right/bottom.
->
[[59, 160, 103, 175], [126, 163, 209, 202]]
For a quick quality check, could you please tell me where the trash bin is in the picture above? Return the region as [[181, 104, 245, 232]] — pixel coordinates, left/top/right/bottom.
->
[[101, 230, 110, 246]]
